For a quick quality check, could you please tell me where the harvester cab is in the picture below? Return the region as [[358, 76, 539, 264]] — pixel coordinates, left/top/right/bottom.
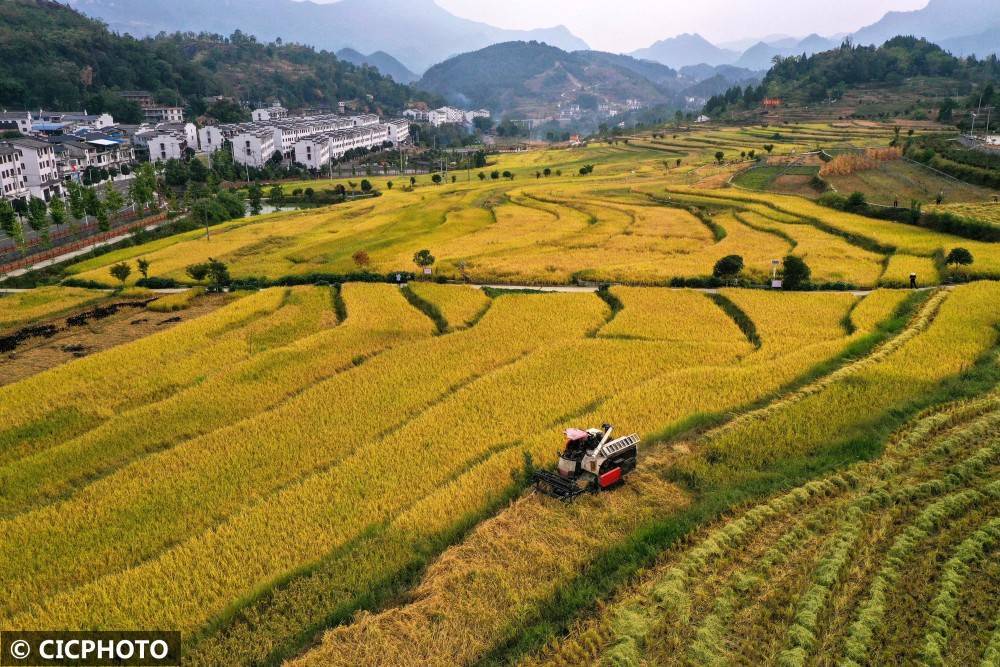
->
[[533, 424, 639, 501]]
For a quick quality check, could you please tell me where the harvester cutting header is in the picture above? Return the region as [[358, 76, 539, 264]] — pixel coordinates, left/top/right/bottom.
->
[[533, 424, 639, 501]]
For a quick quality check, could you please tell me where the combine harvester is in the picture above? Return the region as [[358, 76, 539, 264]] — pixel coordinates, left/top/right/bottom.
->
[[533, 424, 639, 501]]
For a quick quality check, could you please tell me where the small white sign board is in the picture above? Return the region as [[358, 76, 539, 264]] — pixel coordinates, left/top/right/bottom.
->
[[771, 279, 783, 289], [423, 267, 432, 275]]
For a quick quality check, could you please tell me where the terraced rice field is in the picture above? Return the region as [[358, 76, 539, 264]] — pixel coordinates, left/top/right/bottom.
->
[[284, 282, 1000, 666], [3, 120, 997, 667], [2, 280, 997, 666], [61, 122, 998, 289]]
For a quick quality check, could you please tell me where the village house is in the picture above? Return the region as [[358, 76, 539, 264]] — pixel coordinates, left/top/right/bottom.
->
[[5, 137, 63, 200], [0, 144, 28, 203]]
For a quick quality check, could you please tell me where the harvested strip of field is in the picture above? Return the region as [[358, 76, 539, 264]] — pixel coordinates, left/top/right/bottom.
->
[[0, 286, 108, 330], [0, 292, 235, 386]]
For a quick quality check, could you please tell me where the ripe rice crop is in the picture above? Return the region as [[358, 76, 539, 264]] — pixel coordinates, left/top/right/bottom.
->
[[273, 292, 909, 666], [0, 288, 296, 461], [0, 286, 107, 330], [880, 253, 940, 287], [146, 287, 205, 312], [736, 211, 885, 285], [819, 147, 902, 177], [407, 282, 491, 329], [0, 283, 435, 517]]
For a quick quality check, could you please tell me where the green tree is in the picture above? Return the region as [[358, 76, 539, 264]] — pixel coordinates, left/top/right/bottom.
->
[[714, 151, 725, 164], [386, 181, 393, 190], [945, 247, 973, 268], [413, 248, 435, 272], [109, 261, 132, 286], [248, 183, 263, 215], [185, 262, 210, 282], [763, 144, 774, 154], [360, 179, 372, 193], [186, 257, 231, 288], [0, 200, 25, 253], [268, 185, 284, 206], [27, 196, 50, 245], [67, 180, 87, 226], [431, 174, 442, 184], [846, 191, 868, 212], [48, 197, 66, 229], [137, 258, 151, 279], [95, 202, 110, 232], [713, 255, 744, 281], [103, 182, 124, 217], [782, 255, 811, 289]]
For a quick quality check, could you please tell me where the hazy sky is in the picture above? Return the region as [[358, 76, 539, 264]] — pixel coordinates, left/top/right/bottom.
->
[[312, 0, 929, 52]]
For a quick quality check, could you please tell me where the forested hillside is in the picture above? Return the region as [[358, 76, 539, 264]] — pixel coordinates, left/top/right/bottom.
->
[[417, 41, 682, 115], [0, 0, 435, 122], [705, 37, 1000, 115]]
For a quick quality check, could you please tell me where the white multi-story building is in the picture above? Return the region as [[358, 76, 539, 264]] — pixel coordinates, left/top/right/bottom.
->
[[198, 125, 227, 153], [385, 118, 410, 145], [50, 136, 136, 180], [155, 122, 198, 149], [0, 111, 33, 135], [135, 131, 187, 162], [231, 130, 277, 168], [0, 144, 28, 203], [143, 106, 184, 123], [293, 124, 391, 169], [252, 103, 288, 122], [8, 138, 62, 200], [403, 108, 429, 122], [416, 106, 490, 127]]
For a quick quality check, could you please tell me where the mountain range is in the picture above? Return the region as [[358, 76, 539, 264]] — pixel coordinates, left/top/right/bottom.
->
[[64, 0, 589, 73], [336, 48, 418, 84], [64, 0, 1000, 95]]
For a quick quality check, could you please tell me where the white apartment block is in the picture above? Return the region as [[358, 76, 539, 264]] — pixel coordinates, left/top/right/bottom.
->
[[200, 112, 390, 166], [293, 125, 391, 170], [0, 144, 28, 202], [136, 131, 187, 162], [232, 130, 277, 168], [385, 119, 410, 144], [198, 125, 226, 153], [0, 111, 33, 135], [8, 138, 62, 200], [143, 107, 185, 123], [52, 137, 135, 180], [252, 103, 288, 122], [413, 107, 491, 127], [403, 108, 429, 122], [156, 122, 198, 149]]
